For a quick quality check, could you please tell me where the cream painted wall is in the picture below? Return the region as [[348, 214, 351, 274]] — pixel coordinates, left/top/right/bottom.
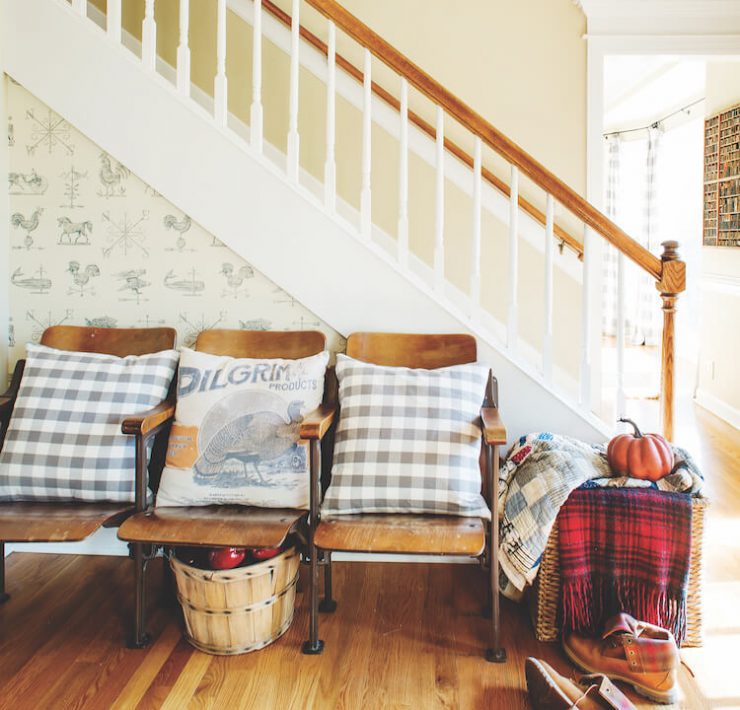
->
[[697, 62, 740, 426], [87, 0, 588, 381]]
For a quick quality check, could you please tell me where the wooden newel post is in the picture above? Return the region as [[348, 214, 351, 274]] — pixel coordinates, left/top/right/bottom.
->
[[656, 240, 686, 442]]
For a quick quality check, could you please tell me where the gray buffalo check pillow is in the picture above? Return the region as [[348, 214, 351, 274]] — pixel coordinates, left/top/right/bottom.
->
[[321, 354, 491, 519], [0, 343, 179, 502]]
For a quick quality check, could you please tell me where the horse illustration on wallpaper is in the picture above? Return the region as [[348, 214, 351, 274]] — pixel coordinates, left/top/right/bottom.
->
[[193, 395, 306, 487], [58, 217, 93, 245]]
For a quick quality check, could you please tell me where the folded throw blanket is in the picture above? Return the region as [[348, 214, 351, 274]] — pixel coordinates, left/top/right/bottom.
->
[[558, 487, 692, 643], [497, 432, 703, 601]]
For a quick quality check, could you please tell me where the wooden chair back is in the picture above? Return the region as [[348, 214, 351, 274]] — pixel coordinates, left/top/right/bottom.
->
[[346, 332, 477, 369], [41, 326, 176, 355], [195, 329, 326, 359]]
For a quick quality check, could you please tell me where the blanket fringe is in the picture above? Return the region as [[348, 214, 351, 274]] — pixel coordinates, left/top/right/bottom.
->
[[561, 576, 687, 644]]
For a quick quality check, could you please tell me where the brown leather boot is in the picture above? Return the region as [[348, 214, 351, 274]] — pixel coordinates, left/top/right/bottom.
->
[[525, 657, 636, 709], [562, 613, 679, 705]]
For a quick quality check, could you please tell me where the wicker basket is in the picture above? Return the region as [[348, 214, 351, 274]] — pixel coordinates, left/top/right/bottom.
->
[[529, 496, 708, 647], [170, 547, 300, 655]]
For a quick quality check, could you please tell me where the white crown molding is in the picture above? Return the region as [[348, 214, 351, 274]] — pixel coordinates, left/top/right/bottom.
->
[[579, 0, 740, 37]]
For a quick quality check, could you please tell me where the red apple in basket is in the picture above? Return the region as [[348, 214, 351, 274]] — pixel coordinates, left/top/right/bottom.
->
[[252, 546, 281, 561], [208, 547, 247, 570]]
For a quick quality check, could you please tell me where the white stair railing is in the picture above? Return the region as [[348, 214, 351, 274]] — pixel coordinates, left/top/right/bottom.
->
[[61, 0, 684, 437]]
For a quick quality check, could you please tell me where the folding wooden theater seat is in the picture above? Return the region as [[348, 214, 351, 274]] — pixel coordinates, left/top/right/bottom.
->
[[118, 330, 337, 648], [0, 325, 176, 605], [309, 332, 507, 661]]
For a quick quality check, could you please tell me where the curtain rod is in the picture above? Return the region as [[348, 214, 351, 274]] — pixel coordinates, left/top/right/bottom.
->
[[603, 98, 704, 139]]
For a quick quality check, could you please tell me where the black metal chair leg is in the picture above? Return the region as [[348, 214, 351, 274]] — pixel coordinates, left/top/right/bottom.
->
[[302, 439, 324, 655], [319, 551, 337, 613], [0, 542, 9, 604], [302, 542, 324, 654], [485, 444, 506, 663], [130, 542, 151, 649]]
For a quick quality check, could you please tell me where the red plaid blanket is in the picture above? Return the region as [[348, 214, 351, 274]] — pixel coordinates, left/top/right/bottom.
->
[[558, 486, 692, 643]]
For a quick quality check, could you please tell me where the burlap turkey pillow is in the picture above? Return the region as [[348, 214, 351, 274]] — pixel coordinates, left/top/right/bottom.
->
[[156, 347, 329, 508]]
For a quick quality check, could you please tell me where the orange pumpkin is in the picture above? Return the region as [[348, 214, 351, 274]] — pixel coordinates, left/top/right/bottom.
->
[[606, 418, 674, 482]]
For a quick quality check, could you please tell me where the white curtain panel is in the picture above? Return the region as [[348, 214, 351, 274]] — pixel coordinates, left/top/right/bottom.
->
[[601, 127, 663, 346], [627, 126, 663, 346], [601, 135, 622, 337]]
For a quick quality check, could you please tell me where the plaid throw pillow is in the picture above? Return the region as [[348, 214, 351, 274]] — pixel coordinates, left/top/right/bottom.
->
[[0, 343, 179, 502], [321, 354, 491, 519]]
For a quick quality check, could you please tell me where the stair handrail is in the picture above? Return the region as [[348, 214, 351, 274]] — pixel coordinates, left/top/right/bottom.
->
[[304, 0, 685, 439], [261, 0, 584, 259]]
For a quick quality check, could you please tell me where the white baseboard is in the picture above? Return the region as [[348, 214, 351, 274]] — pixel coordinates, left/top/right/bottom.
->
[[695, 388, 740, 430]]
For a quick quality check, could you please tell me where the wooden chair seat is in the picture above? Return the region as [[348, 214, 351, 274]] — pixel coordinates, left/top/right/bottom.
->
[[118, 506, 307, 549], [0, 502, 133, 542], [314, 514, 486, 556]]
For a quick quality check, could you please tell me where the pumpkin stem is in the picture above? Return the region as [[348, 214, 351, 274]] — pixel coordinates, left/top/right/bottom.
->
[[617, 417, 643, 438]]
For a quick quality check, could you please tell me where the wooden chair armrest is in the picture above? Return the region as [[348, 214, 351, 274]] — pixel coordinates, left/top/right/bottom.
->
[[481, 406, 507, 446], [299, 403, 337, 440], [121, 398, 176, 437]]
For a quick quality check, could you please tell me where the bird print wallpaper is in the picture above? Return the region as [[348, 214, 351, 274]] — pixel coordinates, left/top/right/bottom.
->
[[6, 78, 344, 372]]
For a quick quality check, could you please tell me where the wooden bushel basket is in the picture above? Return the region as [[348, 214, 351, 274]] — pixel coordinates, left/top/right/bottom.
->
[[170, 547, 300, 655]]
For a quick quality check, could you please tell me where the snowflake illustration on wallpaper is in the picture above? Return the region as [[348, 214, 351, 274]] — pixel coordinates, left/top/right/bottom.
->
[[220, 263, 254, 298], [10, 208, 44, 250], [116, 269, 150, 304], [26, 309, 73, 341], [102, 210, 149, 257], [60, 165, 88, 208], [25, 108, 74, 156], [9, 170, 48, 195], [67, 261, 100, 297], [163, 214, 192, 252], [58, 217, 93, 246], [12, 267, 52, 295], [179, 312, 226, 348], [164, 269, 205, 297], [97, 153, 130, 198]]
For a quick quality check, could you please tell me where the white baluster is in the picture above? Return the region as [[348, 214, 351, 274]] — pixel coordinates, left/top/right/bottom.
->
[[434, 106, 445, 290], [107, 0, 121, 43], [360, 48, 372, 239], [543, 194, 555, 383], [177, 0, 190, 97], [214, 0, 228, 126], [323, 21, 336, 211], [397, 78, 409, 267], [250, 0, 264, 152], [616, 252, 626, 416], [580, 230, 592, 406], [507, 165, 519, 350], [470, 136, 482, 316], [287, 0, 301, 182], [142, 0, 157, 72], [72, 0, 86, 17]]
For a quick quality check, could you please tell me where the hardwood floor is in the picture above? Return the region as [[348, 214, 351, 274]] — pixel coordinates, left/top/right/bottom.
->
[[0, 403, 737, 709]]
